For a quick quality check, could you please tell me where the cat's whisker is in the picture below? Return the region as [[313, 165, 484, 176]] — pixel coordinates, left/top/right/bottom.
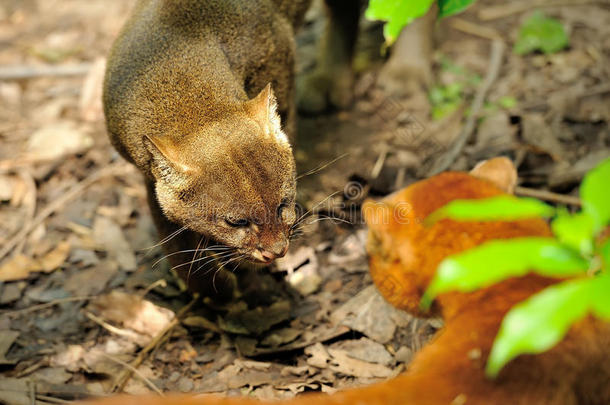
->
[[195, 252, 246, 277], [306, 215, 353, 226], [176, 249, 237, 272], [296, 153, 350, 180], [292, 190, 342, 230], [151, 245, 230, 269], [142, 225, 188, 252], [185, 236, 205, 284]]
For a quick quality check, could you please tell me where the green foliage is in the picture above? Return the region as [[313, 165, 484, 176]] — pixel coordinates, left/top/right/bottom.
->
[[429, 57, 481, 120], [426, 196, 555, 225], [422, 158, 610, 377], [497, 96, 518, 110], [366, 0, 476, 44], [486, 278, 592, 377], [514, 12, 569, 55], [438, 0, 474, 18], [421, 238, 588, 309], [581, 158, 610, 233], [429, 82, 463, 120]]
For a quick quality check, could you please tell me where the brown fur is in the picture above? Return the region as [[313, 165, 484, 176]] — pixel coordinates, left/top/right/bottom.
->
[[82, 162, 610, 404], [103, 0, 312, 296]]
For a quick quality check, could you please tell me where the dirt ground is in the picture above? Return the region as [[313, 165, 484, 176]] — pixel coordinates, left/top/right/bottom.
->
[[0, 0, 609, 403]]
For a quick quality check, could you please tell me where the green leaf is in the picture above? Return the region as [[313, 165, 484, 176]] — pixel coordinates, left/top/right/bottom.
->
[[426, 196, 555, 225], [591, 273, 610, 320], [422, 238, 589, 309], [366, 0, 435, 43], [498, 96, 517, 109], [486, 278, 592, 377], [514, 12, 569, 55], [551, 211, 595, 256], [580, 158, 610, 233], [438, 0, 475, 18], [600, 239, 610, 270]]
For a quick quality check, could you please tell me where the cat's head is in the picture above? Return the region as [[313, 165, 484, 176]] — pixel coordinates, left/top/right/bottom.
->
[[144, 84, 297, 264]]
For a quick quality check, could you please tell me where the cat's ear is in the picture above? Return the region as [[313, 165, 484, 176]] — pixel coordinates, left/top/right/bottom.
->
[[470, 157, 517, 194], [244, 83, 289, 145], [143, 135, 195, 180]]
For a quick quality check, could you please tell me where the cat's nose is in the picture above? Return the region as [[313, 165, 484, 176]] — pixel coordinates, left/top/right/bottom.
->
[[259, 243, 288, 263], [260, 250, 276, 263]]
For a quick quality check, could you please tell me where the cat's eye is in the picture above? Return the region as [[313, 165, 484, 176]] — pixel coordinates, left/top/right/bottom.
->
[[225, 217, 250, 227], [277, 200, 291, 219]]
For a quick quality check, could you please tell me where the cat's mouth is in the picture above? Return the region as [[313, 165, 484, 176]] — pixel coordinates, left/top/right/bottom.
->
[[249, 247, 288, 265]]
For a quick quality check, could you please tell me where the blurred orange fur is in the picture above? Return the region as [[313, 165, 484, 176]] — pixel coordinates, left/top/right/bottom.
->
[[83, 159, 610, 405]]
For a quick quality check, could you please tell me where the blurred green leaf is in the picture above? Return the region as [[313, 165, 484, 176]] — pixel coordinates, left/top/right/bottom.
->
[[551, 211, 595, 256], [365, 0, 434, 43], [600, 239, 610, 269], [438, 0, 475, 18], [514, 12, 569, 55], [422, 238, 589, 308], [498, 96, 518, 109], [580, 158, 610, 233], [591, 273, 610, 320], [486, 278, 592, 377], [426, 196, 555, 225]]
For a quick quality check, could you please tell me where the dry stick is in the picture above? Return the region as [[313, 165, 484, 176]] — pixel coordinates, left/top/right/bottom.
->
[[515, 186, 581, 207], [2, 296, 97, 316], [0, 163, 127, 262], [111, 295, 199, 393], [429, 40, 506, 176], [102, 353, 165, 396], [478, 0, 602, 21], [85, 312, 143, 341], [450, 18, 502, 41], [14, 169, 37, 256], [35, 395, 72, 404], [0, 63, 92, 81]]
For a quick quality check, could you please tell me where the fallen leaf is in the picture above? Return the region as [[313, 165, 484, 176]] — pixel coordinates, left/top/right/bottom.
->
[[331, 285, 413, 343], [329, 337, 393, 366], [38, 241, 71, 272], [26, 121, 93, 161], [0, 255, 38, 282], [521, 113, 565, 161], [0, 330, 19, 365], [91, 291, 175, 337], [93, 216, 137, 271], [327, 348, 393, 378]]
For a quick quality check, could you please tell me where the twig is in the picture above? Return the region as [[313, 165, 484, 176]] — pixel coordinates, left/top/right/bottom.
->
[[478, 0, 602, 21], [85, 312, 143, 341], [111, 295, 199, 393], [0, 163, 127, 262], [515, 186, 581, 206], [0, 63, 92, 81], [35, 395, 72, 404], [370, 146, 388, 179], [429, 40, 506, 175], [101, 353, 165, 396], [14, 169, 37, 256], [2, 296, 96, 316], [450, 18, 502, 41]]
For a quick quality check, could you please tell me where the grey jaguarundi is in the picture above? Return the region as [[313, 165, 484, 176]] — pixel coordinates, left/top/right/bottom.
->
[[103, 0, 362, 298]]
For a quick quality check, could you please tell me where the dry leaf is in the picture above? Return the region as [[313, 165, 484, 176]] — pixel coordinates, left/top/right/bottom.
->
[[26, 121, 93, 161], [91, 291, 175, 336], [92, 216, 137, 271]]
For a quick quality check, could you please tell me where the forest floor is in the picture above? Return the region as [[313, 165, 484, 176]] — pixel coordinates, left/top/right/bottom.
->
[[0, 0, 608, 403]]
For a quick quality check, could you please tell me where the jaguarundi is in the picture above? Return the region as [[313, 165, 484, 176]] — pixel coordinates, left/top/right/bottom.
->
[[103, 0, 364, 298]]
